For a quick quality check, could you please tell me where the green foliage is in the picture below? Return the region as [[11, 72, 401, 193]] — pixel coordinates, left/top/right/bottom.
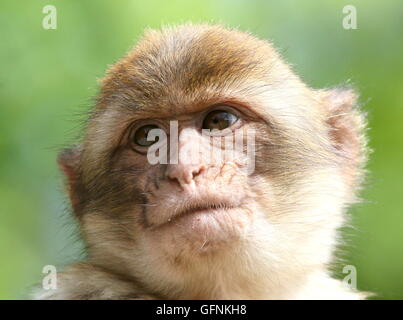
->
[[0, 0, 402, 299]]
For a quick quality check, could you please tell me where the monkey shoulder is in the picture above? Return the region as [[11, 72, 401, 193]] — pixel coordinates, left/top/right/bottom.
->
[[33, 262, 156, 300], [294, 272, 370, 300]]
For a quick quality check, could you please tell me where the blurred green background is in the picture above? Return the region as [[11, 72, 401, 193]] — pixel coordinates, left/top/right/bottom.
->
[[0, 0, 402, 299]]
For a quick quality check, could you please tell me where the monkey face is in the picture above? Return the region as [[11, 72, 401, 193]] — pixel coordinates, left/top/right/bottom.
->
[[59, 25, 366, 287], [82, 105, 261, 256]]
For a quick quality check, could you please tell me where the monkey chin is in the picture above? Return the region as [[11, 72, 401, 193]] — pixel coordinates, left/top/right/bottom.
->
[[143, 206, 253, 257]]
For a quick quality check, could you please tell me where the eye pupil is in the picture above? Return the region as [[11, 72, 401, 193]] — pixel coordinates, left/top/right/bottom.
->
[[202, 110, 238, 130], [133, 125, 159, 146]]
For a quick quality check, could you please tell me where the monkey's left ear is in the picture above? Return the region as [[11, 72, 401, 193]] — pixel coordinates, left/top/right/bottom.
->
[[57, 146, 83, 215], [321, 87, 368, 183]]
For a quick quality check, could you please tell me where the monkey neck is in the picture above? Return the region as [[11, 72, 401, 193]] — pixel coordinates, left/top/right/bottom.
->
[[119, 238, 333, 299], [154, 248, 330, 300], [88, 208, 343, 299]]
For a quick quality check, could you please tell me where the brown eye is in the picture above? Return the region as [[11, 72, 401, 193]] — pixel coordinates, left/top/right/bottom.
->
[[132, 124, 160, 146], [202, 110, 238, 130]]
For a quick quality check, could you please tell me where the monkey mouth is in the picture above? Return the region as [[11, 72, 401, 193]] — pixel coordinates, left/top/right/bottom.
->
[[145, 197, 251, 244], [158, 201, 237, 228]]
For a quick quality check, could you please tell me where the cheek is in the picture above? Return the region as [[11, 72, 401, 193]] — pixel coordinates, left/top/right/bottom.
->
[[256, 167, 347, 234], [248, 177, 276, 210], [81, 210, 143, 260], [105, 150, 162, 196]]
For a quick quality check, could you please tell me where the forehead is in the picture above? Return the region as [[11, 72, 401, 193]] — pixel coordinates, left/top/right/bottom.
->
[[95, 24, 286, 119]]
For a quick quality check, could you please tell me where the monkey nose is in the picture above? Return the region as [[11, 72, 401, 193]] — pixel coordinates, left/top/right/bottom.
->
[[165, 164, 205, 188]]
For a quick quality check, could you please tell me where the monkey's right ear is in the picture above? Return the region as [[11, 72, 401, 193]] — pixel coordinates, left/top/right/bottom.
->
[[57, 146, 83, 215]]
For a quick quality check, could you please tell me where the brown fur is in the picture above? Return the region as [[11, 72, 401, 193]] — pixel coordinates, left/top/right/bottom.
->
[[34, 24, 368, 300]]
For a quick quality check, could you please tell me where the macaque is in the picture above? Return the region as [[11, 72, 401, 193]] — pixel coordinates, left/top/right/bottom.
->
[[35, 24, 368, 299]]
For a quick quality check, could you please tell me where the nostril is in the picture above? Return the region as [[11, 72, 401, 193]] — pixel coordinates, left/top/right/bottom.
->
[[165, 165, 205, 187], [191, 166, 205, 179], [167, 174, 180, 185]]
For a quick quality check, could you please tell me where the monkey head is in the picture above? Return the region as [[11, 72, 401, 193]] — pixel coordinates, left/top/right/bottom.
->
[[58, 24, 367, 298]]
